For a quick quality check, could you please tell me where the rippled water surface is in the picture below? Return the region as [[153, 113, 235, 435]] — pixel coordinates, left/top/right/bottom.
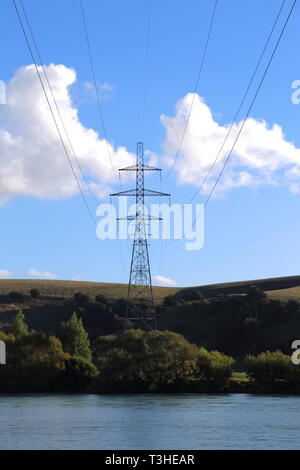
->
[[0, 393, 299, 449]]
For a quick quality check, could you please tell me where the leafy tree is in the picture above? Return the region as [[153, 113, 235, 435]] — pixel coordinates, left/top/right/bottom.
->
[[181, 290, 205, 302], [30, 288, 40, 299], [73, 292, 89, 305], [8, 291, 25, 303], [244, 350, 293, 387], [11, 310, 29, 338], [195, 347, 235, 390], [114, 298, 126, 312], [0, 331, 14, 343], [0, 332, 69, 393], [142, 330, 199, 391], [61, 356, 98, 392], [0, 330, 99, 393], [95, 294, 109, 304], [191, 291, 205, 301], [59, 312, 92, 361], [246, 286, 266, 303], [94, 329, 200, 393], [163, 295, 177, 308]]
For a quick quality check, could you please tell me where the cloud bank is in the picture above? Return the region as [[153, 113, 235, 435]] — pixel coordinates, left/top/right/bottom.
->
[[153, 275, 176, 286], [27, 267, 57, 279], [0, 64, 134, 203], [1, 67, 299, 206], [0, 269, 14, 279], [161, 93, 300, 195]]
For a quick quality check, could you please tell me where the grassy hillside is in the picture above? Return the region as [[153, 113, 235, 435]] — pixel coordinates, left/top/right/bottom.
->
[[0, 275, 300, 302], [0, 279, 179, 300], [176, 275, 300, 301], [0, 279, 178, 333], [1, 276, 300, 356]]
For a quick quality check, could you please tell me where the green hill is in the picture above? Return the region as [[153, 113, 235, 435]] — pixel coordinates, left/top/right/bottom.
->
[[0, 274, 300, 302], [1, 276, 300, 358], [0, 279, 178, 333], [0, 279, 179, 300], [175, 275, 300, 301]]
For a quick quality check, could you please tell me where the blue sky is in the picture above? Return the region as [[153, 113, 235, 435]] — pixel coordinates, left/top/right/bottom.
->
[[0, 0, 299, 288]]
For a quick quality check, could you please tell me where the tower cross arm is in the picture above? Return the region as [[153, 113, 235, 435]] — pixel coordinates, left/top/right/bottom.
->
[[119, 164, 161, 172], [110, 188, 170, 197], [110, 189, 137, 197], [117, 215, 162, 221]]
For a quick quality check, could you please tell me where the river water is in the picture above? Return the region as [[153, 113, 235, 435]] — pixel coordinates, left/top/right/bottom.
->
[[0, 393, 299, 449]]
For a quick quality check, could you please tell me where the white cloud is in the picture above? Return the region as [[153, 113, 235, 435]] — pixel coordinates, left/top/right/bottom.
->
[[0, 64, 134, 203], [0, 269, 14, 278], [100, 82, 114, 92], [82, 81, 114, 102], [161, 93, 300, 195], [153, 275, 176, 286], [27, 267, 57, 279]]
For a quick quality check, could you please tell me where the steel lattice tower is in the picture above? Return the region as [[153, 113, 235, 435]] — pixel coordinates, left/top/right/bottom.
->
[[111, 142, 169, 329]]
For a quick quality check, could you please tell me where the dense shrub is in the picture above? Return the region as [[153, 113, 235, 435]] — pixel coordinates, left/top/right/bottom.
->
[[11, 310, 30, 338], [30, 288, 40, 299], [244, 350, 300, 389], [163, 295, 177, 308], [73, 292, 90, 305], [0, 332, 68, 393], [246, 286, 267, 303], [195, 348, 235, 391], [93, 329, 199, 393], [8, 291, 25, 303], [93, 329, 234, 393], [0, 331, 14, 343], [61, 356, 98, 392], [0, 329, 98, 393], [180, 290, 205, 302], [95, 294, 109, 304]]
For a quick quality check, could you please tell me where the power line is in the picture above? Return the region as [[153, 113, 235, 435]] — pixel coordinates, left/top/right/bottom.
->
[[19, 0, 99, 206], [163, 0, 218, 181], [13, 0, 126, 275], [188, 0, 287, 203], [12, 0, 97, 226], [80, 0, 131, 280], [80, 0, 117, 180], [184, 0, 297, 236], [140, 0, 152, 141], [156, 0, 218, 283]]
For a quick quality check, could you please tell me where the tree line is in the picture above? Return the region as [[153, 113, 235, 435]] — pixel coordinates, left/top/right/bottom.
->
[[1, 305, 300, 393], [1, 285, 300, 393], [0, 311, 234, 393]]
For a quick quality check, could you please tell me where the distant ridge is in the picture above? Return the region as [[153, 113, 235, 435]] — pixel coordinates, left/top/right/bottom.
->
[[0, 279, 179, 301], [176, 275, 300, 300], [0, 275, 300, 302]]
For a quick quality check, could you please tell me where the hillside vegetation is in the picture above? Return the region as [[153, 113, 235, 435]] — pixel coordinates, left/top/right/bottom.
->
[[177, 275, 300, 301], [0, 276, 300, 360], [0, 274, 300, 301], [0, 279, 179, 300]]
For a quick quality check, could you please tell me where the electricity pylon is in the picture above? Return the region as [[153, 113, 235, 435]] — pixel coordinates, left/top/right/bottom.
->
[[111, 142, 170, 329]]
